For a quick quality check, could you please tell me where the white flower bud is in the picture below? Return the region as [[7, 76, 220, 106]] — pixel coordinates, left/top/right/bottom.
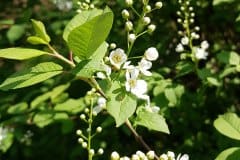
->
[[128, 34, 136, 43], [144, 47, 159, 61], [144, 5, 151, 13], [80, 114, 86, 120], [177, 18, 182, 23], [180, 6, 185, 11], [111, 151, 120, 160], [177, 11, 181, 15], [90, 4, 95, 9], [143, 17, 151, 25], [125, 21, 133, 31], [167, 151, 175, 159], [148, 24, 156, 33], [122, 9, 130, 19], [131, 154, 140, 160], [155, 2, 163, 9], [125, 0, 133, 6], [110, 43, 117, 49], [147, 151, 155, 159], [159, 154, 168, 160], [194, 26, 200, 31], [98, 148, 104, 155], [96, 126, 102, 133], [142, 0, 148, 5], [78, 138, 84, 143], [82, 142, 88, 148], [76, 129, 82, 135], [201, 40, 209, 49], [189, 7, 193, 11], [176, 43, 184, 52], [190, 18, 194, 23], [191, 13, 195, 17], [84, 108, 89, 113], [90, 149, 95, 155], [181, 36, 189, 45]]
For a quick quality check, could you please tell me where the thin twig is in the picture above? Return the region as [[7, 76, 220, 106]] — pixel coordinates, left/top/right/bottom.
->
[[125, 119, 160, 160]]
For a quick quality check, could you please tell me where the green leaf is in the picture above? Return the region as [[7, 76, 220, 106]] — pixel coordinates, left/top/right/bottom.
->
[[67, 7, 113, 59], [54, 98, 85, 114], [175, 61, 194, 78], [207, 77, 221, 86], [7, 102, 28, 114], [214, 113, 240, 140], [7, 24, 25, 44], [216, 147, 240, 160], [33, 111, 68, 128], [164, 88, 177, 107], [135, 109, 170, 134], [0, 132, 14, 153], [213, 0, 235, 6], [217, 51, 240, 66], [0, 48, 49, 60], [63, 8, 103, 41], [31, 19, 50, 43], [71, 42, 108, 78], [27, 36, 48, 45], [0, 62, 63, 91], [106, 82, 137, 127]]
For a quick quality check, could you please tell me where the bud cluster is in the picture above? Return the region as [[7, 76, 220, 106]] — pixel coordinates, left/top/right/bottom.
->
[[159, 151, 189, 160], [175, 0, 210, 61], [110, 150, 156, 160], [76, 0, 95, 13]]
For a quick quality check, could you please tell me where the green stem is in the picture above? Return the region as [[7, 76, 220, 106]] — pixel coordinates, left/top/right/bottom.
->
[[88, 97, 94, 160]]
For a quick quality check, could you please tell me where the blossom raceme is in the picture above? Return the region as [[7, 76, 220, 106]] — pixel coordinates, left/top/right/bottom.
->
[[109, 48, 127, 69], [144, 47, 159, 61]]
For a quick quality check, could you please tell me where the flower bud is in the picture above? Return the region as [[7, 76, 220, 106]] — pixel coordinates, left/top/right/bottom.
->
[[144, 5, 151, 13], [128, 34, 136, 43], [143, 17, 151, 25], [96, 126, 102, 133], [80, 114, 86, 120], [98, 148, 104, 155], [142, 0, 148, 5], [82, 142, 88, 148], [131, 154, 140, 160], [76, 129, 82, 135], [125, 21, 133, 31], [111, 151, 120, 160], [122, 9, 130, 19], [147, 151, 155, 159], [167, 151, 175, 159], [125, 0, 133, 6], [110, 43, 117, 49], [144, 47, 159, 61], [78, 138, 84, 143], [148, 24, 156, 33], [155, 2, 163, 9], [90, 149, 95, 155]]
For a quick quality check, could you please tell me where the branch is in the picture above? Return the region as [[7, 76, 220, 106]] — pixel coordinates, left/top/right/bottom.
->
[[125, 119, 159, 160]]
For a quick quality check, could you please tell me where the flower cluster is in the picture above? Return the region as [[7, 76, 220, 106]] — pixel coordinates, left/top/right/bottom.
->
[[111, 150, 155, 160], [159, 151, 189, 160], [52, 0, 73, 11], [175, 0, 209, 61], [106, 47, 160, 112]]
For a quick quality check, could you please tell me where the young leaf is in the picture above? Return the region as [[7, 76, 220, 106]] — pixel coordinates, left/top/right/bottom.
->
[[217, 51, 240, 66], [67, 7, 113, 59], [54, 98, 85, 114], [27, 36, 48, 45], [31, 19, 51, 43], [0, 62, 63, 91], [0, 48, 49, 60], [135, 109, 170, 134], [7, 102, 28, 114], [106, 81, 137, 127], [7, 24, 25, 44], [71, 42, 108, 78], [214, 113, 240, 140], [216, 147, 240, 160], [0, 132, 14, 153]]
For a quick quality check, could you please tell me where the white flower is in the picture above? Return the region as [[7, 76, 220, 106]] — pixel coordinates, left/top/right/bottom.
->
[[109, 48, 127, 69], [177, 154, 189, 160], [111, 151, 120, 160], [123, 61, 134, 69], [151, 106, 160, 113], [181, 36, 189, 45], [195, 47, 208, 60], [96, 65, 111, 79], [176, 43, 184, 52], [125, 68, 148, 98], [201, 40, 209, 50], [138, 58, 152, 76], [93, 97, 106, 114], [144, 47, 159, 61], [97, 97, 106, 107]]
